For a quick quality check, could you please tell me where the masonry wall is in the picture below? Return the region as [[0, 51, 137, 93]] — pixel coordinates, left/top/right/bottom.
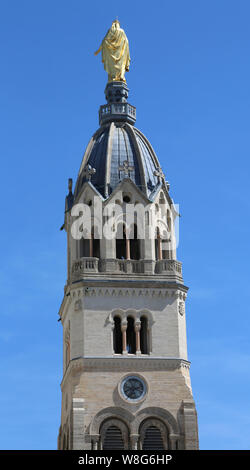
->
[[67, 287, 189, 359]]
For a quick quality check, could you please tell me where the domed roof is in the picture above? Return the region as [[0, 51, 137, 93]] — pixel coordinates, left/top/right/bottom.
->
[[74, 81, 167, 200], [74, 122, 162, 199]]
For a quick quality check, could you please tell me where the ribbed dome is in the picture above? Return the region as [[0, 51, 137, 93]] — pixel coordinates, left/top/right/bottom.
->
[[74, 121, 162, 199]]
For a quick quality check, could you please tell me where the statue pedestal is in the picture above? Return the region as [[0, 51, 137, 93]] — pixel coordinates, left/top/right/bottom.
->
[[105, 81, 129, 104], [99, 81, 136, 126]]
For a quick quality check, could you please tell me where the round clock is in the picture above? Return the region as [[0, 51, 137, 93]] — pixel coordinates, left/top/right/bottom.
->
[[121, 376, 147, 402]]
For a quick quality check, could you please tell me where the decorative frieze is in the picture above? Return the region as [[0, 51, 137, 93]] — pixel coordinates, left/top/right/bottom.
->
[[81, 287, 185, 298]]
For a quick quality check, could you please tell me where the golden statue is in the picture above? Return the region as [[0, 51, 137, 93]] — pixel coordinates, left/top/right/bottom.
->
[[94, 20, 130, 82]]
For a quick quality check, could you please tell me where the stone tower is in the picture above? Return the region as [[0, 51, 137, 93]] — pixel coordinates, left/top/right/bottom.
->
[[57, 80, 199, 450]]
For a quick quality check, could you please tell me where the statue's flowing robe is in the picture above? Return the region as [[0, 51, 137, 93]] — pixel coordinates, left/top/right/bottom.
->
[[101, 25, 130, 80]]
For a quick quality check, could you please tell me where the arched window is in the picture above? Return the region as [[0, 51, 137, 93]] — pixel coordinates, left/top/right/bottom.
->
[[79, 237, 90, 257], [113, 316, 122, 354], [139, 418, 169, 450], [155, 227, 172, 261], [143, 426, 164, 450], [112, 314, 151, 355], [79, 227, 100, 258], [126, 317, 136, 354], [100, 419, 129, 450], [162, 242, 172, 260], [92, 226, 100, 258], [130, 224, 140, 260], [116, 223, 127, 259], [162, 231, 171, 260], [140, 316, 148, 354], [103, 426, 124, 450], [162, 212, 172, 260]]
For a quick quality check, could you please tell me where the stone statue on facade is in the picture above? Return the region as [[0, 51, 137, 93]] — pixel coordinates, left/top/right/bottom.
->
[[94, 20, 130, 82]]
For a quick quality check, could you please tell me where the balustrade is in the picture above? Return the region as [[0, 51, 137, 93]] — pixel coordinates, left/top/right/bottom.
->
[[71, 257, 182, 278]]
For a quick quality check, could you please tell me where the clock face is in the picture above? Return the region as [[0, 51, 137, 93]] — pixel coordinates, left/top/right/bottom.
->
[[121, 376, 146, 401]]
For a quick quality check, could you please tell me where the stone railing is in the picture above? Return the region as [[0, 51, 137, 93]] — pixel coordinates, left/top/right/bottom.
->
[[71, 258, 182, 279], [99, 102, 136, 125], [155, 259, 182, 275], [71, 257, 99, 278], [98, 259, 144, 274], [116, 259, 143, 274]]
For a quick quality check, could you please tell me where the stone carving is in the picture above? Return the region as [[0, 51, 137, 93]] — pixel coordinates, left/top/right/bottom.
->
[[178, 301, 185, 316], [74, 299, 82, 311], [119, 160, 134, 176], [83, 164, 96, 181]]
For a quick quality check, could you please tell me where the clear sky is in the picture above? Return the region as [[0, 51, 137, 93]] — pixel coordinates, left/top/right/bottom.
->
[[0, 0, 250, 450]]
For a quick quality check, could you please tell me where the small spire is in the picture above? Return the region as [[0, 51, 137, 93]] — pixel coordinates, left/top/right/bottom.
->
[[68, 178, 73, 193]]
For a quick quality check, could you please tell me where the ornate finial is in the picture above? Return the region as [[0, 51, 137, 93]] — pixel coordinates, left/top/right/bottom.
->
[[83, 164, 96, 181], [94, 20, 130, 82], [154, 167, 170, 191], [119, 160, 134, 176], [154, 167, 165, 181]]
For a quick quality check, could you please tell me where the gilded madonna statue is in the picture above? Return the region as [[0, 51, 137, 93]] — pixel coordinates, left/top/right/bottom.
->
[[94, 20, 130, 82]]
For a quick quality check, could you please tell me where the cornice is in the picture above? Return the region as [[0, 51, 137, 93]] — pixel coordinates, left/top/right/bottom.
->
[[70, 284, 187, 301], [70, 278, 188, 291]]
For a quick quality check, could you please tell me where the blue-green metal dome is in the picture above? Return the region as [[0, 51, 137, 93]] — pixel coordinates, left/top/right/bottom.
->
[[74, 82, 165, 200]]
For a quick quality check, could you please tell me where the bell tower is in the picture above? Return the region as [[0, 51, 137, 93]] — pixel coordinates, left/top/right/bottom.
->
[[57, 25, 199, 451]]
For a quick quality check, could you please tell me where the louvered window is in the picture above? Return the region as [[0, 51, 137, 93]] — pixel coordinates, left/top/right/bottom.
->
[[103, 426, 125, 450], [142, 426, 164, 450]]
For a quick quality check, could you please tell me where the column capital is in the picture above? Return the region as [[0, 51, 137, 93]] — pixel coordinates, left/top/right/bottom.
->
[[134, 321, 141, 332], [130, 434, 139, 450], [169, 433, 181, 439], [121, 321, 127, 331]]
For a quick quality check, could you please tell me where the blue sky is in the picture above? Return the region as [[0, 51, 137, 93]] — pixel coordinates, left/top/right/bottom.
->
[[0, 0, 250, 449]]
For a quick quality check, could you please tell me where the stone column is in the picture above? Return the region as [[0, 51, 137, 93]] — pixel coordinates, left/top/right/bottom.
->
[[135, 321, 141, 354], [91, 435, 100, 450], [130, 434, 139, 450], [169, 433, 180, 450], [126, 237, 130, 260], [89, 237, 93, 257], [121, 320, 128, 354]]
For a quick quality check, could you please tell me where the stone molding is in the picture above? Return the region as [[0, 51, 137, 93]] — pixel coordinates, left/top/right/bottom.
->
[[108, 308, 155, 327], [60, 357, 190, 389], [89, 405, 179, 437], [69, 285, 187, 299]]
